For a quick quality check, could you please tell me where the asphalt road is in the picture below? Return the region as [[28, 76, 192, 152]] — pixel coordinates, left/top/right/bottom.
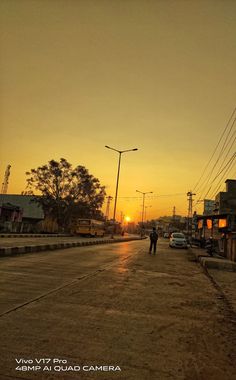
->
[[0, 239, 235, 380]]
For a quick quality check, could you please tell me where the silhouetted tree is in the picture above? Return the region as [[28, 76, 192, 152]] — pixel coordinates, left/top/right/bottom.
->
[[25, 158, 106, 230]]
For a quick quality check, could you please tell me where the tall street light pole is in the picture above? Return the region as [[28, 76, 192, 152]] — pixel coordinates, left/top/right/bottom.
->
[[105, 146, 138, 222], [136, 190, 153, 227]]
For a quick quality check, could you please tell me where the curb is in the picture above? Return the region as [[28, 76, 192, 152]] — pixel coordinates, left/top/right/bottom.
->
[[0, 234, 72, 238], [199, 256, 236, 272], [191, 248, 236, 272], [0, 237, 142, 257]]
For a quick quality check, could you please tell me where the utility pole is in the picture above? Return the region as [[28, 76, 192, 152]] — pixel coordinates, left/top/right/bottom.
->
[[136, 190, 153, 237], [187, 191, 196, 237], [105, 196, 113, 220], [136, 190, 153, 227], [172, 206, 176, 221], [1, 165, 11, 194]]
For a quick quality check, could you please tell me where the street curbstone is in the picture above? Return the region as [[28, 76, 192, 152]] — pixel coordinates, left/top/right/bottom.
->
[[25, 246, 33, 253], [0, 233, 73, 238], [199, 257, 236, 272], [0, 236, 142, 257], [0, 247, 13, 256], [191, 247, 236, 272], [35, 245, 44, 252]]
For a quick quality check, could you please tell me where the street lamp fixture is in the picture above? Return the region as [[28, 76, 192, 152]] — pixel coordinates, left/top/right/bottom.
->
[[105, 145, 138, 223]]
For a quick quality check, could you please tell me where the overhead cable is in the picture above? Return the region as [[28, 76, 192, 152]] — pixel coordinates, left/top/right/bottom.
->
[[201, 153, 236, 200], [193, 106, 236, 193], [209, 156, 236, 199], [195, 114, 236, 201]]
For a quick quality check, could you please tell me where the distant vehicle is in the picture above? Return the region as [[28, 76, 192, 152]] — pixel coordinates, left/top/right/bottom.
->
[[163, 232, 169, 238], [74, 219, 105, 237], [169, 232, 188, 248], [105, 220, 122, 235]]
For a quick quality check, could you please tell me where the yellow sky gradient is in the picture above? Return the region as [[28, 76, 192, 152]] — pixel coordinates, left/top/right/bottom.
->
[[0, 0, 236, 222]]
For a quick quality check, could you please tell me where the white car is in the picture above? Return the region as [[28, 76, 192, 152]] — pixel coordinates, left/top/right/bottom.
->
[[169, 232, 188, 248]]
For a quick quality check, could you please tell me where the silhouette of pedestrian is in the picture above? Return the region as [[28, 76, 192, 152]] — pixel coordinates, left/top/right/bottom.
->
[[149, 227, 158, 254]]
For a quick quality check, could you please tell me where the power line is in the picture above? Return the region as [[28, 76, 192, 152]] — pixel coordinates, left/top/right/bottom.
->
[[210, 126, 236, 177], [194, 115, 236, 202], [208, 147, 236, 200], [195, 147, 236, 205], [209, 155, 236, 199], [193, 107, 236, 194], [211, 153, 236, 183], [215, 117, 236, 166], [201, 153, 236, 200], [117, 193, 186, 200], [193, 152, 236, 209], [198, 119, 235, 195]]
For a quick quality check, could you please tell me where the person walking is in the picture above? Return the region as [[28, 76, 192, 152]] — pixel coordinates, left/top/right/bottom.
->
[[149, 227, 158, 254]]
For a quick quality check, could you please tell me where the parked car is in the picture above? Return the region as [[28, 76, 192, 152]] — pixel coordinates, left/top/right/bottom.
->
[[163, 232, 169, 238], [169, 232, 188, 248]]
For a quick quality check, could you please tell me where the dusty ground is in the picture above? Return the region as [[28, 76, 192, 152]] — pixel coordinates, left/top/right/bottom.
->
[[207, 267, 236, 315], [0, 239, 235, 380]]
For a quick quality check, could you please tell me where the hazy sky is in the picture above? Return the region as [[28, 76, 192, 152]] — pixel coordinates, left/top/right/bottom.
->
[[0, 0, 236, 221]]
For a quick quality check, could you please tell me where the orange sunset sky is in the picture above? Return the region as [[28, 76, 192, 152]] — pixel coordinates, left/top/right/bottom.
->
[[0, 0, 236, 222]]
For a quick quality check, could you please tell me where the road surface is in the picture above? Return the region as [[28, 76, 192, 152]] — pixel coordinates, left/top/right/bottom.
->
[[0, 239, 235, 380]]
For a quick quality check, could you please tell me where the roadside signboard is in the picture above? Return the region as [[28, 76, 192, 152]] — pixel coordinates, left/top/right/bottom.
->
[[203, 199, 215, 215]]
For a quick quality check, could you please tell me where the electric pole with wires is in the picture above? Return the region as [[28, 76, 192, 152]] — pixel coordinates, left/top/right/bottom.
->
[[187, 191, 196, 237], [172, 206, 176, 221]]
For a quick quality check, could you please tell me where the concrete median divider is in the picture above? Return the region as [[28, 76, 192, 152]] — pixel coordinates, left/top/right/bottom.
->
[[0, 236, 142, 257], [0, 234, 72, 238]]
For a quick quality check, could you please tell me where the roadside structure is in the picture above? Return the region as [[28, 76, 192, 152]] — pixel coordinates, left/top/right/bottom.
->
[[0, 202, 23, 232], [0, 194, 44, 233], [196, 179, 236, 262], [215, 179, 236, 214]]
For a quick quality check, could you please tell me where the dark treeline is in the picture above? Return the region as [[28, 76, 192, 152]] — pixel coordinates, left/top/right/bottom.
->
[[24, 158, 106, 231]]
